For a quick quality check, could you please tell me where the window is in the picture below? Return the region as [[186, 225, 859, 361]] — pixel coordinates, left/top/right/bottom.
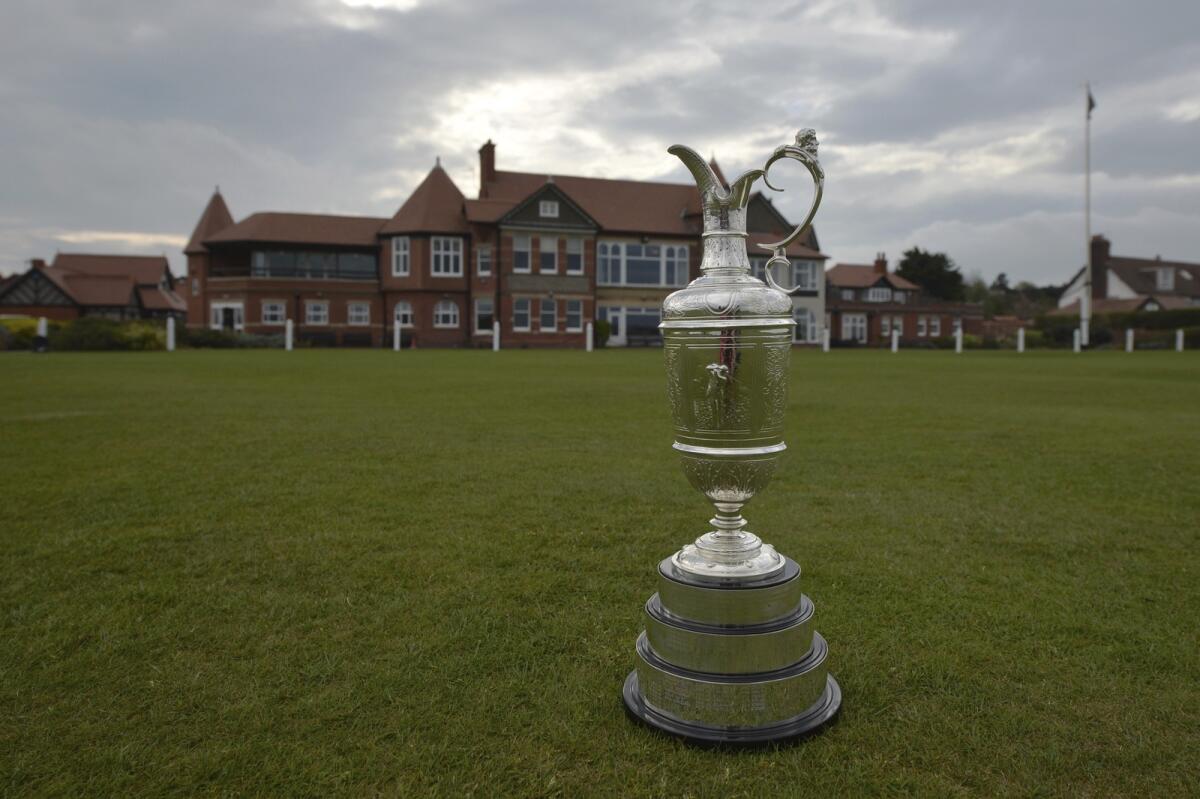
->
[[881, 316, 891, 336], [625, 244, 661, 284], [565, 299, 582, 332], [841, 289, 855, 301], [917, 316, 927, 337], [842, 313, 866, 342], [191, 278, 199, 297], [392, 236, 410, 276], [539, 298, 556, 331], [893, 290, 906, 303], [539, 237, 557, 273], [892, 315, 903, 336], [305, 301, 329, 325], [251, 250, 376, 280], [262, 301, 286, 325], [665, 245, 689, 286], [433, 300, 459, 328], [513, 235, 531, 273], [477, 245, 492, 277], [930, 316, 941, 336], [792, 260, 818, 291], [1156, 268, 1175, 291], [475, 298, 494, 334], [394, 301, 413, 327], [348, 301, 370, 326], [793, 307, 817, 342], [598, 242, 619, 284], [866, 287, 892, 302], [566, 238, 583, 274], [539, 200, 559, 218], [513, 298, 531, 331], [431, 237, 463, 276]]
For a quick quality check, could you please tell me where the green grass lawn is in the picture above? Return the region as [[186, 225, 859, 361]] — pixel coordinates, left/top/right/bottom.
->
[[2, 349, 1198, 797]]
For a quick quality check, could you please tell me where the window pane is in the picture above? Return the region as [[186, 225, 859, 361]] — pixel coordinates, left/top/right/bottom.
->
[[540, 298, 555, 330], [540, 237, 557, 271], [514, 298, 530, 329], [626, 244, 660, 284]]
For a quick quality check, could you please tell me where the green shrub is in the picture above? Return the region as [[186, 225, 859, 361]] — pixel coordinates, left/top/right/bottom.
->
[[49, 318, 126, 351], [119, 321, 166, 351], [1023, 329, 1045, 348], [594, 319, 611, 348], [183, 327, 239, 348], [0, 317, 44, 351]]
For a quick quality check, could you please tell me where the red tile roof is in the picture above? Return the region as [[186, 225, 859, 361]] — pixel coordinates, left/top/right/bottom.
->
[[43, 271, 136, 306], [1050, 296, 1192, 315], [480, 170, 701, 236], [185, 191, 235, 254], [204, 212, 387, 248], [827, 263, 918, 290], [138, 286, 187, 312], [51, 253, 170, 285], [380, 165, 470, 235]]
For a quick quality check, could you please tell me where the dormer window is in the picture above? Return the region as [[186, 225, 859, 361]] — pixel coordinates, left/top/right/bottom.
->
[[1156, 268, 1175, 291], [539, 200, 560, 218], [866, 287, 892, 302]]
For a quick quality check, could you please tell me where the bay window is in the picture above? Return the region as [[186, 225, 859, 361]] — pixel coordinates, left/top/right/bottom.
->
[[596, 241, 689, 286]]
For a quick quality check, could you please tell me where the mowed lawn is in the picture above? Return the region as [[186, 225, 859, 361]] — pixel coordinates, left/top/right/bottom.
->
[[2, 348, 1198, 797]]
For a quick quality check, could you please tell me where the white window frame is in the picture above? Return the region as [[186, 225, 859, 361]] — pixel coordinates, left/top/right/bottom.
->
[[261, 300, 286, 326], [930, 316, 942, 336], [392, 236, 410, 277], [476, 245, 492, 277], [793, 307, 817, 342], [790, 260, 819, 291], [893, 290, 906, 304], [842, 313, 866, 342], [595, 239, 688, 287], [867, 286, 892, 302], [539, 236, 558, 274], [917, 316, 927, 337], [474, 298, 494, 335], [881, 315, 891, 336], [191, 278, 199, 297], [305, 300, 329, 326], [513, 297, 531, 332], [841, 289, 855, 301], [539, 200, 559, 218], [433, 299, 459, 328], [892, 315, 903, 336], [539, 297, 556, 332], [394, 301, 413, 328], [430, 237, 463, 277], [1156, 268, 1175, 291], [347, 301, 370, 326], [210, 301, 244, 332], [565, 299, 583, 332], [565, 237, 584, 275], [513, 235, 531, 274]]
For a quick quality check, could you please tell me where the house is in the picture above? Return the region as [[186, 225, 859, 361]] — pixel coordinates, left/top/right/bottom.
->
[[0, 253, 185, 321], [1055, 234, 1200, 315], [825, 253, 983, 345], [183, 141, 828, 348]]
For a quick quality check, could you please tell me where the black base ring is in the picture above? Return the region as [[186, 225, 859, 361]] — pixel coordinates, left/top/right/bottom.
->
[[622, 671, 841, 747]]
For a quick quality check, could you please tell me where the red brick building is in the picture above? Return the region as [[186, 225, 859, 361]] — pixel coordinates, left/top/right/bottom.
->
[[0, 253, 185, 321], [825, 254, 982, 345], [183, 141, 827, 347]]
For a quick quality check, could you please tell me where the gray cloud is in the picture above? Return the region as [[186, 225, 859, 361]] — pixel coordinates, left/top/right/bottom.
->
[[1, 0, 1198, 286]]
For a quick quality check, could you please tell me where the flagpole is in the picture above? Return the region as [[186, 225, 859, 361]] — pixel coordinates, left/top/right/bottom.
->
[[1081, 82, 1092, 347]]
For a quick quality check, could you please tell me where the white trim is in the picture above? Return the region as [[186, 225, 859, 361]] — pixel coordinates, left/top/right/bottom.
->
[[596, 238, 689, 287], [476, 245, 492, 277], [430, 236, 463, 277], [841, 312, 866, 342], [565, 237, 584, 275], [391, 236, 410, 277], [565, 298, 583, 332], [1107, 269, 1137, 299], [539, 297, 556, 332], [261, 299, 286, 326], [513, 234, 531, 274], [394, 300, 413, 328], [539, 200, 560, 218], [433, 299, 459, 328], [513, 297, 531, 331], [304, 300, 329, 326], [347, 301, 370, 326], [210, 301, 244, 332], [539, 236, 558, 274], [474, 297, 494, 335]]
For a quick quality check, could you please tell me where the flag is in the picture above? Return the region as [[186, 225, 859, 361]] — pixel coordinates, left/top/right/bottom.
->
[[1087, 86, 1096, 118]]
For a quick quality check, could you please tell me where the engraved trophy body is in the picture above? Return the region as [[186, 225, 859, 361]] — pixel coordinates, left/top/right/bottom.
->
[[622, 130, 842, 744]]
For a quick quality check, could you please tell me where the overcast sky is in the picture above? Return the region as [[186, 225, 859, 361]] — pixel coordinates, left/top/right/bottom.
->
[[2, 0, 1198, 285]]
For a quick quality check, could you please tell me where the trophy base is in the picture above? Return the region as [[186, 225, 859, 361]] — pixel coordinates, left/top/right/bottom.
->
[[622, 670, 841, 746]]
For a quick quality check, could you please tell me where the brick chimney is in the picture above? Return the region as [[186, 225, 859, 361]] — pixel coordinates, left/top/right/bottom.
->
[[1090, 235, 1110, 299], [479, 139, 496, 195], [30, 258, 46, 270], [873, 252, 887, 275]]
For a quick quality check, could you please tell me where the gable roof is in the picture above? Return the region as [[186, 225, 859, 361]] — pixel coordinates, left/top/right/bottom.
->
[[827, 263, 919, 290], [380, 164, 470, 235], [1051, 295, 1192, 316], [204, 212, 387, 248], [185, 190, 235, 254], [42, 270, 137, 306], [51, 253, 171, 285], [1106, 255, 1200, 297], [496, 181, 599, 230], [137, 285, 187, 312], [478, 170, 701, 236]]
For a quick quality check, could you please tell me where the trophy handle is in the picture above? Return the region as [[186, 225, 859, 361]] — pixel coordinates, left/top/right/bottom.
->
[[757, 129, 824, 296]]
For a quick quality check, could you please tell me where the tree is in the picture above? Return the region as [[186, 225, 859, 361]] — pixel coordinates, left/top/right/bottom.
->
[[991, 273, 1011, 292], [896, 247, 965, 301]]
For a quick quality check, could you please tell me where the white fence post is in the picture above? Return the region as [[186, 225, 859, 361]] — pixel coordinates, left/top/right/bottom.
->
[[891, 328, 898, 353], [1081, 319, 1090, 348], [35, 316, 48, 353], [1073, 329, 1081, 353], [285, 319, 294, 351], [166, 316, 176, 351], [37, 316, 47, 337], [955, 325, 963, 354], [822, 327, 830, 353], [586, 321, 594, 352], [1177, 328, 1185, 352], [393, 324, 400, 351], [492, 321, 500, 352], [1125, 328, 1134, 353], [1017, 327, 1025, 353]]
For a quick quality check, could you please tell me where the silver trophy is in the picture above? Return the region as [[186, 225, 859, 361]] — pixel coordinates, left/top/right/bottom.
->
[[622, 130, 841, 744]]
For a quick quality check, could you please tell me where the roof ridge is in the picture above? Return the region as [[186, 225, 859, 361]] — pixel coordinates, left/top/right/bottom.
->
[[492, 169, 695, 189]]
